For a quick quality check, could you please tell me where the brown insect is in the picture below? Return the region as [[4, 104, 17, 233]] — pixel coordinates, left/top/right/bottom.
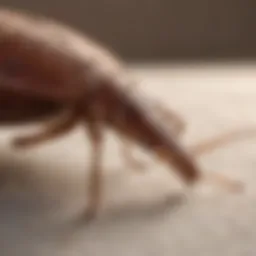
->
[[0, 7, 250, 221]]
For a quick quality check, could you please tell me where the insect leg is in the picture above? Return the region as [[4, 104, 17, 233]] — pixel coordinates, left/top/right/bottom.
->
[[119, 135, 148, 171], [85, 104, 103, 221], [12, 109, 78, 148], [200, 170, 244, 192], [83, 119, 104, 221]]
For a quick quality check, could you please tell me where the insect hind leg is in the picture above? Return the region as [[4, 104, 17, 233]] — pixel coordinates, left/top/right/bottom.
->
[[12, 109, 78, 148]]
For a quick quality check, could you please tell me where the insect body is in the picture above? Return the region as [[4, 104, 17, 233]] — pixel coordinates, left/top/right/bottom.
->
[[0, 7, 244, 220]]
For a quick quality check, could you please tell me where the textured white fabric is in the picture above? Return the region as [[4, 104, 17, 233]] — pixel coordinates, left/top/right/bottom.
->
[[0, 62, 255, 256]]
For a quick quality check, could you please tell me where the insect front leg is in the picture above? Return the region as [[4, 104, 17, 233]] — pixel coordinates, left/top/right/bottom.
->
[[12, 109, 78, 148]]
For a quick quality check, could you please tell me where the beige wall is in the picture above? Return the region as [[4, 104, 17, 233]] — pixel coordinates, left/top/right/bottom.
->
[[2, 0, 256, 61]]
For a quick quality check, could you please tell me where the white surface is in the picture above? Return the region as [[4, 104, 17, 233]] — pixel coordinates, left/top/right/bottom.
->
[[1, 62, 256, 255]]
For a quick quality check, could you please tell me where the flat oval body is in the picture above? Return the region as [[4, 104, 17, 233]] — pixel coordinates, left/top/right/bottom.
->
[[0, 88, 62, 124], [0, 8, 126, 103]]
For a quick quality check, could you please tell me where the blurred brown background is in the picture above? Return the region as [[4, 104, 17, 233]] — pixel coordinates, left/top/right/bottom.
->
[[1, 0, 256, 61]]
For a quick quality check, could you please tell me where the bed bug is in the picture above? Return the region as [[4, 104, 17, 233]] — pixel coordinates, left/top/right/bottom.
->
[[0, 7, 247, 221]]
